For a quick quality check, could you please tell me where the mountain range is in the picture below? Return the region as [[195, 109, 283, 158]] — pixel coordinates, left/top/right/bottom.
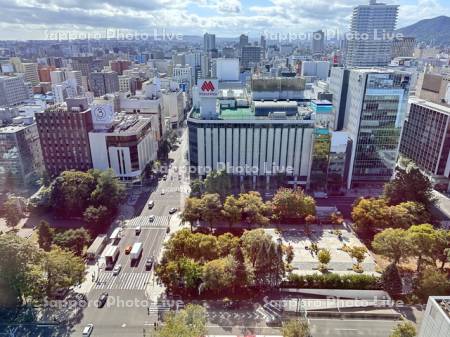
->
[[397, 16, 450, 45]]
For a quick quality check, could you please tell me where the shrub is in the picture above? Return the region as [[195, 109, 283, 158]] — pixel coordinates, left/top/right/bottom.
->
[[282, 273, 381, 290]]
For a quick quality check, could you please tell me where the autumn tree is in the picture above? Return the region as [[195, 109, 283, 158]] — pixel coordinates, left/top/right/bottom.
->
[[318, 249, 331, 271], [271, 188, 316, 223]]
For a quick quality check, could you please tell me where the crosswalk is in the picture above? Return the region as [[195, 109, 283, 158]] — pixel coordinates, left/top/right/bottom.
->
[[125, 216, 169, 229], [148, 301, 185, 314], [93, 272, 152, 290]]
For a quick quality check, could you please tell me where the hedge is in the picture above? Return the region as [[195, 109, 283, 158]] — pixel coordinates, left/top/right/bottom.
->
[[281, 273, 382, 290]]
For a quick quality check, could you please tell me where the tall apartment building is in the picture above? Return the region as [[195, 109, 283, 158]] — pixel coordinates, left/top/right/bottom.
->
[[343, 68, 411, 188], [38, 66, 56, 82], [345, 0, 399, 67], [22, 63, 40, 86], [399, 98, 450, 191], [203, 33, 216, 52], [391, 37, 416, 58], [241, 46, 261, 69], [312, 30, 325, 54], [89, 71, 119, 97], [0, 122, 44, 191], [35, 104, 94, 177], [110, 60, 131, 75], [0, 75, 30, 106], [418, 297, 450, 337], [71, 56, 94, 76]]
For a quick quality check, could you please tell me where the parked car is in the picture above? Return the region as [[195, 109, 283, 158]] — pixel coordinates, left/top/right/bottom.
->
[[161, 189, 165, 195], [145, 256, 155, 270], [125, 245, 132, 254], [148, 200, 155, 209], [112, 264, 122, 276], [82, 324, 94, 336], [135, 225, 141, 235], [97, 292, 108, 308], [169, 207, 177, 214], [149, 215, 155, 222]]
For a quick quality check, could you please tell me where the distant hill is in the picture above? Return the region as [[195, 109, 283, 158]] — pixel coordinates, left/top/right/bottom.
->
[[396, 16, 450, 45]]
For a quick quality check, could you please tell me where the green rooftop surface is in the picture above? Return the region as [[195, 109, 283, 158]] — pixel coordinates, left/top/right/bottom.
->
[[219, 107, 254, 119]]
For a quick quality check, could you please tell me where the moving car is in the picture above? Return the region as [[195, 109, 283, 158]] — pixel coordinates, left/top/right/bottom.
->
[[169, 207, 177, 214], [112, 264, 122, 276], [135, 225, 141, 235], [149, 215, 155, 222], [97, 292, 108, 308], [125, 245, 132, 254], [82, 324, 94, 336], [145, 256, 155, 270], [148, 200, 154, 209], [161, 189, 165, 195]]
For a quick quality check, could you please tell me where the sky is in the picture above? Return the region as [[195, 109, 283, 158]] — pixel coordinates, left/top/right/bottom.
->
[[0, 0, 448, 40]]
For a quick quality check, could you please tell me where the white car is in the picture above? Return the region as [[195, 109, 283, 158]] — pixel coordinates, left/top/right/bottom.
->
[[161, 189, 165, 195], [147, 200, 155, 209], [82, 324, 94, 336], [112, 264, 122, 276]]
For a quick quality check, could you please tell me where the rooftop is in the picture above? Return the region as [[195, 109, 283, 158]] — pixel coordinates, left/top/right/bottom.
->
[[432, 296, 450, 320], [410, 97, 450, 115]]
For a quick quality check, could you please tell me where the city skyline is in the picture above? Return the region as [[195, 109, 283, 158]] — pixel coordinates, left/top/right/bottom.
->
[[0, 0, 449, 40]]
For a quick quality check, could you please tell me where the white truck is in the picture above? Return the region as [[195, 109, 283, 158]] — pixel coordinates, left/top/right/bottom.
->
[[104, 245, 119, 270], [130, 242, 143, 265]]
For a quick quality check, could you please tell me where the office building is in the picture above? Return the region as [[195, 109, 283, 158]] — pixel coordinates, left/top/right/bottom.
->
[[329, 67, 350, 131], [418, 297, 450, 337], [88, 107, 158, 183], [172, 65, 194, 88], [188, 79, 315, 188], [38, 66, 56, 83], [239, 34, 249, 50], [0, 75, 30, 106], [417, 72, 450, 105], [22, 63, 40, 86], [71, 56, 94, 77], [200, 55, 210, 78], [0, 122, 43, 191], [399, 98, 450, 191], [392, 37, 416, 58], [89, 71, 119, 97], [162, 89, 185, 128], [312, 30, 325, 54], [119, 75, 132, 92], [241, 46, 261, 69], [344, 68, 411, 188], [50, 70, 65, 84], [215, 58, 240, 82], [346, 0, 399, 67], [110, 60, 131, 75], [204, 33, 216, 52], [35, 104, 94, 177], [301, 61, 330, 81]]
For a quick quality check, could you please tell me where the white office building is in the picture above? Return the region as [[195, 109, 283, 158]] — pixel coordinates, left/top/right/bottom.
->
[[0, 75, 30, 106], [346, 0, 399, 67], [301, 61, 330, 81], [215, 58, 240, 82]]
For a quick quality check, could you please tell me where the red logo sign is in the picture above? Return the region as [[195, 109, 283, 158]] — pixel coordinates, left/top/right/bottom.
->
[[201, 81, 215, 92]]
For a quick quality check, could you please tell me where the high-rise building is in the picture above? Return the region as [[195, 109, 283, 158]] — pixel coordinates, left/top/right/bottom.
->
[[89, 71, 119, 97], [22, 63, 40, 85], [391, 37, 416, 58], [329, 67, 350, 131], [312, 30, 325, 54], [399, 98, 450, 191], [418, 297, 450, 337], [38, 66, 56, 83], [239, 34, 249, 50], [71, 56, 94, 77], [110, 60, 131, 75], [0, 75, 30, 106], [345, 0, 399, 67], [0, 122, 44, 191], [241, 46, 261, 69], [35, 104, 94, 177], [50, 70, 65, 84], [203, 33, 216, 52], [343, 68, 411, 188]]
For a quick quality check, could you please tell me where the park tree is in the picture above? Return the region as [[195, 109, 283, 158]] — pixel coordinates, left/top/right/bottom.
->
[[90, 169, 124, 211], [156, 257, 203, 291], [433, 229, 450, 269], [372, 228, 411, 264], [200, 193, 223, 228], [202, 256, 235, 292], [0, 234, 42, 303], [204, 170, 231, 198], [382, 263, 403, 295], [41, 246, 85, 296], [156, 304, 206, 337], [237, 191, 270, 227], [282, 319, 310, 337], [233, 244, 248, 291], [271, 187, 316, 223], [388, 202, 430, 229], [347, 246, 367, 272], [221, 195, 242, 229], [407, 224, 438, 272], [318, 249, 331, 271], [217, 232, 239, 257], [189, 179, 204, 197], [384, 164, 434, 206], [50, 170, 96, 216], [3, 199, 23, 229], [181, 197, 203, 229], [416, 267, 450, 301], [83, 205, 110, 232], [37, 220, 54, 251], [351, 198, 390, 232], [389, 322, 416, 337], [53, 228, 91, 256]]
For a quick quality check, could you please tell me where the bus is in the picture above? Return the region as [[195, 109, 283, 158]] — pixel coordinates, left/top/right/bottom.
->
[[109, 227, 122, 244], [104, 245, 119, 270]]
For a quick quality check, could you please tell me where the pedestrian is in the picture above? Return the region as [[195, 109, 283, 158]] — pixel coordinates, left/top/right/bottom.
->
[[154, 322, 157, 330]]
